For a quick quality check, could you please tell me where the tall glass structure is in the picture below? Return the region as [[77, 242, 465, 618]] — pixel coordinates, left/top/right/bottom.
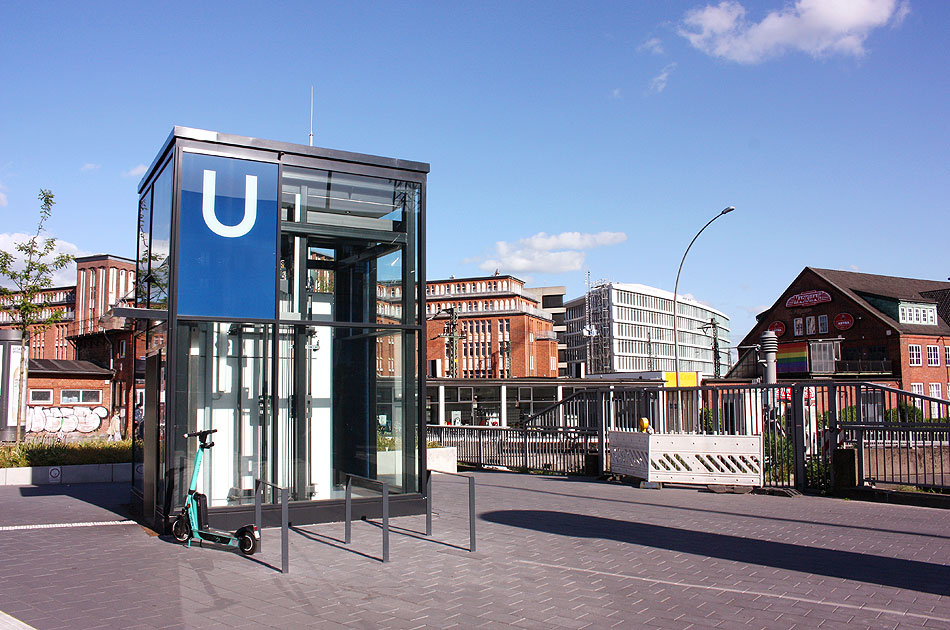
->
[[130, 128, 428, 530]]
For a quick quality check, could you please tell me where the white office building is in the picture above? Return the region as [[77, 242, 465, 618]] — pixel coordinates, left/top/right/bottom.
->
[[565, 282, 731, 379]]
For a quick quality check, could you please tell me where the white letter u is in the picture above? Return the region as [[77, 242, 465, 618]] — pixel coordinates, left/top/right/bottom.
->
[[202, 169, 257, 238]]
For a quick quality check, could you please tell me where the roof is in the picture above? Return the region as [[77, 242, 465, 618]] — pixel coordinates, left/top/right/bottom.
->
[[28, 359, 113, 378], [565, 282, 729, 320], [809, 267, 950, 335]]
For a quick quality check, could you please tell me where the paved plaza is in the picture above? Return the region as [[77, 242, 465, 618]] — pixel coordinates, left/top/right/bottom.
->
[[0, 472, 948, 629]]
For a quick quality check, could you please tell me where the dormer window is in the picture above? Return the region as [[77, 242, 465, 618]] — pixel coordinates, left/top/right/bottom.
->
[[899, 302, 938, 325]]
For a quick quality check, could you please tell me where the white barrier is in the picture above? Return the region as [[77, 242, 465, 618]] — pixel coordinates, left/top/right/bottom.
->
[[609, 431, 762, 486]]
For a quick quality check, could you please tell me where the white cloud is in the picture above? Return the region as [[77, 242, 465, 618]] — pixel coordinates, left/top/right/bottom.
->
[[0, 233, 90, 287], [80, 163, 101, 172], [679, 0, 905, 64], [123, 164, 147, 178], [649, 63, 678, 93], [477, 231, 627, 275], [0, 183, 7, 207], [638, 37, 665, 55], [849, 264, 861, 271]]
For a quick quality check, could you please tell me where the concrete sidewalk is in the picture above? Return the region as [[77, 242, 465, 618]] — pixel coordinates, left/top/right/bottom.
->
[[0, 473, 947, 629]]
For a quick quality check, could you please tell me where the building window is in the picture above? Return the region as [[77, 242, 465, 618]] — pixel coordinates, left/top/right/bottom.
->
[[929, 384, 943, 416], [793, 318, 803, 336], [29, 389, 53, 404], [908, 344, 922, 366], [927, 345, 940, 366], [60, 389, 102, 405], [818, 314, 828, 334]]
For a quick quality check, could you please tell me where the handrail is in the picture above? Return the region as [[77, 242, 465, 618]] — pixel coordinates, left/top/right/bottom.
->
[[254, 479, 289, 574], [425, 470, 476, 552], [344, 474, 390, 563]]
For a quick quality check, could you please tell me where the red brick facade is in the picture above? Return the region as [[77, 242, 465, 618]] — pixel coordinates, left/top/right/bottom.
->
[[736, 267, 950, 396], [425, 275, 558, 378]]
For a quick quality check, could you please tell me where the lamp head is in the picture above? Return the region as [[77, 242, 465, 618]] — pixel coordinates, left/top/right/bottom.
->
[[722, 206, 735, 214]]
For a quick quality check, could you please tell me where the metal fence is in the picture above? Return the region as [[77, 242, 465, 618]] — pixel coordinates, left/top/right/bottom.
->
[[426, 425, 599, 474], [430, 380, 950, 494]]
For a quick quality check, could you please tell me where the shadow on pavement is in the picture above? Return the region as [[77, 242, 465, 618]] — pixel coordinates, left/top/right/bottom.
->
[[481, 509, 950, 597], [16, 482, 131, 519]]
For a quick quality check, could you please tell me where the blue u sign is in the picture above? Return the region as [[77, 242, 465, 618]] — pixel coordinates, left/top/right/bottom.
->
[[177, 153, 278, 319]]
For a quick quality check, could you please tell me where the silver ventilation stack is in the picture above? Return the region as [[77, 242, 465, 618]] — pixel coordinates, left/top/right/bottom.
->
[[760, 330, 778, 384]]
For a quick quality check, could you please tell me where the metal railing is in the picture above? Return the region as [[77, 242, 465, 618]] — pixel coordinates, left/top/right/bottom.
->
[[425, 470, 476, 552], [344, 474, 390, 563], [254, 479, 289, 574], [427, 425, 599, 475]]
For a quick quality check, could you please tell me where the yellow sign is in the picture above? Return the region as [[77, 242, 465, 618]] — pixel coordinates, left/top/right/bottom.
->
[[663, 371, 699, 387]]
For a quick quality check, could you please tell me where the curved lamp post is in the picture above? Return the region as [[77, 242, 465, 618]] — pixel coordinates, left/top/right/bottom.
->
[[672, 206, 735, 401]]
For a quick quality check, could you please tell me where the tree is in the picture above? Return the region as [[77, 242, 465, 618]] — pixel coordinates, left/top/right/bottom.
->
[[0, 190, 74, 443]]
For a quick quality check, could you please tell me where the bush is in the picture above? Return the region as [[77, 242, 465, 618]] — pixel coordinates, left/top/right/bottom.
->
[[886, 402, 924, 423], [0, 439, 132, 468]]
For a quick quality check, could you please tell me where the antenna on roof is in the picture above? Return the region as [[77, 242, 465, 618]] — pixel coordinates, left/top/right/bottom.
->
[[309, 85, 314, 147]]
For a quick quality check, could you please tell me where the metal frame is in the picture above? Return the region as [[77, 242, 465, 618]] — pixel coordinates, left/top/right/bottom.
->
[[254, 479, 289, 574], [344, 474, 390, 562], [425, 470, 476, 552], [132, 127, 429, 531]]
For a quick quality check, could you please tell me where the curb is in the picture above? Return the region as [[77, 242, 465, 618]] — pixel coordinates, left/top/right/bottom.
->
[[0, 463, 132, 486]]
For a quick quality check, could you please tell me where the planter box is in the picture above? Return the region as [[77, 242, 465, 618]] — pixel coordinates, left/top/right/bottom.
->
[[609, 431, 762, 486], [426, 447, 457, 474], [0, 462, 131, 486]]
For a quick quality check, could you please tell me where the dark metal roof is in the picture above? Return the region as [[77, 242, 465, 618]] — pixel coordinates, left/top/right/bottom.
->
[[809, 267, 950, 335], [28, 359, 113, 378]]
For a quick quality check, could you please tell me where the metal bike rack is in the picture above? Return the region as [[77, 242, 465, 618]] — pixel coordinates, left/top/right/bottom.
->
[[344, 474, 390, 562], [425, 470, 476, 553], [254, 479, 290, 574]]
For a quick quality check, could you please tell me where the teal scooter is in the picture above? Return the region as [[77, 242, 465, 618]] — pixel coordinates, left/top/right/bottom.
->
[[172, 429, 259, 555]]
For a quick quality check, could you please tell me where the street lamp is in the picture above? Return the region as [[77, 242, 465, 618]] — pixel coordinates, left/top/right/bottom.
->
[[672, 206, 735, 397]]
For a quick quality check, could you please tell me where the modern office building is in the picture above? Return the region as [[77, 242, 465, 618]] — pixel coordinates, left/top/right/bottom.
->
[[729, 267, 950, 396], [425, 275, 558, 379], [124, 127, 428, 529], [565, 282, 731, 380]]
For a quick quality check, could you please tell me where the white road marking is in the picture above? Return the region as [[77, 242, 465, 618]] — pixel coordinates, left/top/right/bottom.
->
[[516, 559, 950, 624], [0, 520, 136, 532], [0, 610, 34, 629]]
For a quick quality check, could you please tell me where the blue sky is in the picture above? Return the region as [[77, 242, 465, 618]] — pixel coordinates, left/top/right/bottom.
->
[[1, 0, 946, 343]]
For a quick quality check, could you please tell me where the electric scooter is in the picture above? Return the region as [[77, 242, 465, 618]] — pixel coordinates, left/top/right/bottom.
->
[[172, 429, 259, 555]]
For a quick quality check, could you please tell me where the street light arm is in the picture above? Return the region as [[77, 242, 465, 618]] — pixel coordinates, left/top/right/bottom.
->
[[672, 206, 734, 393]]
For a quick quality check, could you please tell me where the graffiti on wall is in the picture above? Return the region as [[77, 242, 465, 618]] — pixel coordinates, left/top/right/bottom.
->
[[26, 406, 107, 433]]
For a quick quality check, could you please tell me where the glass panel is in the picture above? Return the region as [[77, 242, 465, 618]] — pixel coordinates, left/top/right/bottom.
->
[[136, 188, 151, 306], [61, 390, 80, 404], [280, 166, 419, 327], [149, 162, 172, 309], [81, 390, 101, 403], [172, 321, 271, 508]]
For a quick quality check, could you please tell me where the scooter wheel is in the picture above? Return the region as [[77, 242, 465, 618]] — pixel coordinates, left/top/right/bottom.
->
[[172, 514, 191, 543], [238, 530, 257, 556]]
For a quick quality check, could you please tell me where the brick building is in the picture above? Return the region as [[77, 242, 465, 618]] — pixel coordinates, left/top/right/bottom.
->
[[730, 267, 950, 397], [425, 275, 559, 379], [0, 254, 140, 439]]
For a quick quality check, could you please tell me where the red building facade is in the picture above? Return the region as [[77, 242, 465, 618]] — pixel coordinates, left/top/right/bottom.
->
[[732, 267, 950, 398], [425, 275, 558, 379]]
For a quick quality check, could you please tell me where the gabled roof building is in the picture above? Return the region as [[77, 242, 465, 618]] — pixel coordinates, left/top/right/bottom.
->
[[729, 267, 950, 398]]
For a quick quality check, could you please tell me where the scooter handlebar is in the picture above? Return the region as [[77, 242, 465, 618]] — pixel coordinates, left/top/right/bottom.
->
[[184, 429, 218, 439]]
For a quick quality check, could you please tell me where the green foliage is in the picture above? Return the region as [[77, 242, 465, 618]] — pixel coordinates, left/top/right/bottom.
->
[[805, 455, 830, 492], [0, 190, 75, 334], [0, 440, 132, 468], [764, 430, 793, 483], [886, 402, 924, 423], [0, 190, 75, 444]]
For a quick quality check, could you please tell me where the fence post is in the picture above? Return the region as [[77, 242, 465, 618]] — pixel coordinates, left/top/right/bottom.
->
[[477, 429, 484, 467], [254, 479, 263, 553], [598, 390, 607, 476], [280, 487, 289, 574], [522, 427, 529, 470], [344, 476, 352, 544], [791, 384, 807, 491], [827, 383, 838, 490], [425, 470, 432, 537], [468, 475, 476, 553]]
